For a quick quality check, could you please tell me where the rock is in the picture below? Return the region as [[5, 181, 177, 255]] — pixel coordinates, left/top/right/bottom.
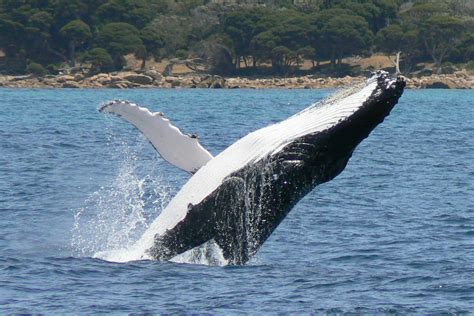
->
[[161, 82, 172, 88], [441, 65, 458, 74], [197, 81, 210, 88], [210, 77, 226, 88], [415, 68, 433, 77], [197, 75, 214, 88], [57, 75, 76, 83], [165, 76, 178, 83], [180, 78, 195, 88], [62, 81, 81, 88], [95, 73, 110, 79], [171, 80, 181, 88], [74, 73, 85, 81], [455, 70, 469, 79], [89, 73, 111, 85], [10, 75, 33, 81], [163, 76, 181, 87], [109, 76, 123, 83], [97, 77, 112, 85], [144, 70, 163, 82], [122, 74, 153, 85], [42, 78, 60, 87], [108, 80, 131, 89], [424, 81, 450, 89]]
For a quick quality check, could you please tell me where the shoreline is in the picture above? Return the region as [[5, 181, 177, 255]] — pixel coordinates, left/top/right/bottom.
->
[[0, 71, 472, 89]]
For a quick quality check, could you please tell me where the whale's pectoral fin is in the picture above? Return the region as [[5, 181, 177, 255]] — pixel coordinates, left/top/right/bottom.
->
[[99, 100, 214, 174]]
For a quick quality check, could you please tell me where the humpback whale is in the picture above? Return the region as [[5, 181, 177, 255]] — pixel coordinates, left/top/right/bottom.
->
[[99, 71, 405, 265]]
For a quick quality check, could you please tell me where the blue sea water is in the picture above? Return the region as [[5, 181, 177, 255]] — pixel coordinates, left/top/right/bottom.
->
[[0, 87, 473, 314]]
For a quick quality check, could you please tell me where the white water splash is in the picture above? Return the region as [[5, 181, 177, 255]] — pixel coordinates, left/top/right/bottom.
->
[[71, 165, 169, 257], [71, 122, 172, 258], [72, 117, 228, 266], [171, 240, 228, 266]]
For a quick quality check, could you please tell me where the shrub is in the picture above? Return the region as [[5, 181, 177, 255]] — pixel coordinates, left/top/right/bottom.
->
[[83, 48, 114, 73], [46, 64, 60, 75], [465, 61, 474, 71], [175, 49, 188, 59], [26, 62, 48, 76]]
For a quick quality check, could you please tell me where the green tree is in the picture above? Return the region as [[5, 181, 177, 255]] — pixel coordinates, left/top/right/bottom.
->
[[0, 13, 27, 58], [450, 33, 474, 63], [148, 15, 189, 58], [60, 19, 91, 66], [376, 24, 420, 74], [334, 1, 381, 32], [224, 9, 266, 68], [258, 12, 310, 72], [401, 2, 445, 24], [317, 11, 374, 69], [97, 0, 153, 29], [97, 22, 144, 69], [137, 25, 164, 69], [29, 11, 53, 31], [82, 48, 114, 73], [52, 0, 90, 24], [420, 16, 465, 73], [251, 30, 277, 69]]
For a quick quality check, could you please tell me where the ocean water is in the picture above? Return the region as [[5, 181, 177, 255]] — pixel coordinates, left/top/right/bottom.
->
[[0, 87, 472, 313]]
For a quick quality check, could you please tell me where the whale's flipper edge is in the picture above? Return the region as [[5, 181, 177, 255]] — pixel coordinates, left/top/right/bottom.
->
[[99, 100, 214, 174]]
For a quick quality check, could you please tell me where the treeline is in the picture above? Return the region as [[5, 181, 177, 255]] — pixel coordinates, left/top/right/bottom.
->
[[0, 0, 473, 76]]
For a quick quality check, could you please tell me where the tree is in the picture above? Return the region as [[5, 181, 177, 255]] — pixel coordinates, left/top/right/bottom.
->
[[187, 5, 220, 44], [97, 0, 153, 29], [251, 30, 277, 68], [450, 33, 474, 63], [224, 9, 266, 68], [29, 11, 53, 31], [197, 40, 235, 75], [298, 46, 316, 68], [401, 2, 446, 24], [334, 1, 382, 33], [316, 11, 374, 69], [148, 15, 189, 58], [82, 48, 114, 73], [60, 19, 91, 66], [245, 10, 310, 73], [0, 13, 27, 58], [376, 24, 421, 74], [137, 25, 164, 69], [97, 22, 144, 69], [419, 16, 465, 73]]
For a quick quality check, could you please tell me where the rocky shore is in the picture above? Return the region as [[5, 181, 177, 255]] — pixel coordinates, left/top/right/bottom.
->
[[0, 70, 472, 89]]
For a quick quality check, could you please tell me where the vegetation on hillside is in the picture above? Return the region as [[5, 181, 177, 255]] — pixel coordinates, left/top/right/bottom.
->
[[0, 0, 472, 76]]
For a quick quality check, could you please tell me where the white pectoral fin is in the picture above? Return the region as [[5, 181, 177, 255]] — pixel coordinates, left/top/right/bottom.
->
[[99, 100, 214, 173]]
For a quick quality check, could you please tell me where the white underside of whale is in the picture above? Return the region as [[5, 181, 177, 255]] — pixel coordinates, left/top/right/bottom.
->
[[96, 75, 392, 263]]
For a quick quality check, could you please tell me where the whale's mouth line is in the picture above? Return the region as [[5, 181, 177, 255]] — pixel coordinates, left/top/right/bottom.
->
[[91, 71, 405, 265]]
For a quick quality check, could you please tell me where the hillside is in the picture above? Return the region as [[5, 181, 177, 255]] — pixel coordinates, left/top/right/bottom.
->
[[0, 0, 473, 77]]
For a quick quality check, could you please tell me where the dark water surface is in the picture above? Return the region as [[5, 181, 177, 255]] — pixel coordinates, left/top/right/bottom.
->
[[0, 88, 473, 313]]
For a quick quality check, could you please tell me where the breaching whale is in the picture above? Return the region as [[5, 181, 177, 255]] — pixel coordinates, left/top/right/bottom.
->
[[99, 71, 405, 265]]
